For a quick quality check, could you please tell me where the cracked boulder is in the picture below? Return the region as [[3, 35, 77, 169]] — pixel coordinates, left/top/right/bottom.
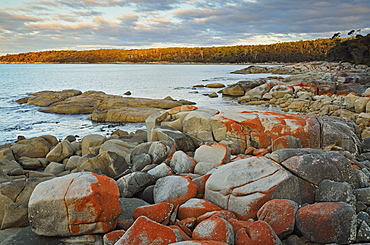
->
[[280, 152, 360, 188], [28, 172, 121, 236], [204, 157, 315, 220]]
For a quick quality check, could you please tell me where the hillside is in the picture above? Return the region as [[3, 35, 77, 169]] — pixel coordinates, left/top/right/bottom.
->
[[327, 33, 370, 65], [0, 38, 350, 64]]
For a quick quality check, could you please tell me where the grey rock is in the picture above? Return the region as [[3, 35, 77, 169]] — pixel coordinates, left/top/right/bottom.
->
[[11, 136, 55, 159], [0, 226, 62, 245], [44, 162, 65, 175], [362, 137, 370, 153], [357, 169, 370, 188], [17, 157, 43, 170], [1, 203, 29, 229], [0, 177, 52, 206], [267, 148, 323, 164], [204, 157, 316, 220], [129, 142, 152, 162], [0, 159, 22, 175], [151, 126, 195, 152], [148, 141, 172, 165], [355, 187, 370, 205], [46, 140, 75, 163], [116, 172, 155, 198], [296, 202, 356, 244], [147, 162, 173, 179], [318, 116, 361, 154], [77, 151, 128, 178], [142, 185, 155, 204], [357, 221, 370, 242], [118, 198, 149, 221], [315, 179, 356, 204], [281, 152, 360, 188], [81, 134, 106, 156], [169, 151, 196, 174], [131, 153, 152, 172], [65, 155, 81, 170]]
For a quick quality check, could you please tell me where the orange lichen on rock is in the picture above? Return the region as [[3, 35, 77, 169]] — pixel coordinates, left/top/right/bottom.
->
[[132, 202, 174, 224], [236, 220, 281, 245], [115, 216, 183, 245], [178, 198, 222, 220]]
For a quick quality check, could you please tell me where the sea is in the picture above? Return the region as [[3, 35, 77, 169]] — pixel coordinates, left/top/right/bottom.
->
[[0, 64, 280, 145]]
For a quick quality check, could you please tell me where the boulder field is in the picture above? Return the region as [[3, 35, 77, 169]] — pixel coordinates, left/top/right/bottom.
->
[[1, 61, 370, 244], [1, 106, 370, 244], [215, 61, 370, 139]]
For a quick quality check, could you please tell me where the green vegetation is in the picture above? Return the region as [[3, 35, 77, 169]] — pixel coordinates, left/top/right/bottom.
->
[[0, 38, 351, 64], [327, 34, 370, 65]]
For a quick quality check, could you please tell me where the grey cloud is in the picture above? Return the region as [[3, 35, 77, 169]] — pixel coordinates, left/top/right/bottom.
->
[[0, 11, 42, 31], [73, 10, 104, 16]]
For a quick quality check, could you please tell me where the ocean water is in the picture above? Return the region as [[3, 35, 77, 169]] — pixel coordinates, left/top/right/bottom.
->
[[0, 64, 278, 145]]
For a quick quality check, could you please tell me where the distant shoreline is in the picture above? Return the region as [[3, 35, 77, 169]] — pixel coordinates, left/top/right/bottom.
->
[[0, 61, 290, 65]]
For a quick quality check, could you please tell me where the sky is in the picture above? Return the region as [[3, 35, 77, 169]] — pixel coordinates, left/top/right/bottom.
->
[[0, 0, 369, 55]]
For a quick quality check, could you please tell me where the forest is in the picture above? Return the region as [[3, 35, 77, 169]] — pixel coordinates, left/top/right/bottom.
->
[[0, 38, 350, 64]]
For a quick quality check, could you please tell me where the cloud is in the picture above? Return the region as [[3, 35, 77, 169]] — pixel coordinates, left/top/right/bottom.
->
[[0, 11, 42, 31], [149, 18, 170, 23], [0, 0, 370, 55]]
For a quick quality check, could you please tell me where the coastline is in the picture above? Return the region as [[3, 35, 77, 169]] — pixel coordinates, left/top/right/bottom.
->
[[1, 61, 370, 244]]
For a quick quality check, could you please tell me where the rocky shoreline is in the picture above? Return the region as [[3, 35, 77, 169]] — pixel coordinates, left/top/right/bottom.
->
[[1, 61, 370, 244]]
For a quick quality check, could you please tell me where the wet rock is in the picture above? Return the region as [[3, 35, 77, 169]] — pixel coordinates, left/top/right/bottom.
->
[[154, 176, 198, 206], [221, 84, 245, 97], [206, 83, 225, 88], [28, 172, 121, 236], [208, 92, 218, 98], [115, 216, 183, 244], [296, 202, 356, 244], [192, 217, 234, 245]]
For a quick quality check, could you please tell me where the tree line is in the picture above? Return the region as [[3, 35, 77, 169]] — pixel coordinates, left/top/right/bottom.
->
[[0, 38, 350, 64]]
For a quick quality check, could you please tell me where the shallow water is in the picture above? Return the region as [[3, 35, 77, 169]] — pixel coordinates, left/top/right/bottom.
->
[[0, 64, 279, 145]]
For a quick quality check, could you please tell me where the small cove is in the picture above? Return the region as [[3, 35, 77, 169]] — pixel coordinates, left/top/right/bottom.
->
[[0, 64, 281, 145]]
